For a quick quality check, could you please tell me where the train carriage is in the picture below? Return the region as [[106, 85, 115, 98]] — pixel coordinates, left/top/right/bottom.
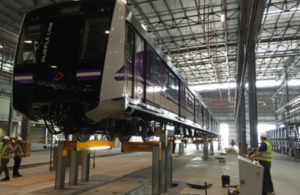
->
[[12, 0, 219, 142]]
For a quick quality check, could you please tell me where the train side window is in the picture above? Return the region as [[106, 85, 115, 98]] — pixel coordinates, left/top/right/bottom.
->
[[81, 18, 110, 60], [166, 70, 175, 96], [149, 51, 153, 78], [180, 83, 186, 103], [188, 92, 193, 108], [155, 58, 159, 83]]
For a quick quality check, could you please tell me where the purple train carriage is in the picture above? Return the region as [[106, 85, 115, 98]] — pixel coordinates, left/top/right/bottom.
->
[[12, 0, 219, 142]]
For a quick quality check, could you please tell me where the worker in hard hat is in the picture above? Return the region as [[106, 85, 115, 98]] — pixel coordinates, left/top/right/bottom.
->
[[13, 137, 24, 178], [250, 132, 275, 195], [0, 136, 14, 181]]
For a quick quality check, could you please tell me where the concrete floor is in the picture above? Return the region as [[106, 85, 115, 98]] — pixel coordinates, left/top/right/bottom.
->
[[0, 145, 299, 195]]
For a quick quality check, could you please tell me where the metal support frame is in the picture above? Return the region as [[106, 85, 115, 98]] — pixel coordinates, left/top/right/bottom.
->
[[218, 137, 221, 150], [81, 150, 90, 182], [55, 142, 66, 189], [248, 41, 258, 148], [69, 150, 79, 185]]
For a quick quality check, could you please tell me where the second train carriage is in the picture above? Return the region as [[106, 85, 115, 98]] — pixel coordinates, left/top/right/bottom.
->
[[12, 0, 220, 142]]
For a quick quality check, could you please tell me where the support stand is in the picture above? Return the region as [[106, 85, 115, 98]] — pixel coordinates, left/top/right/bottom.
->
[[203, 135, 208, 160], [179, 143, 184, 154], [166, 142, 172, 189], [81, 150, 90, 182], [69, 150, 79, 185], [160, 130, 167, 193], [152, 143, 161, 195], [210, 137, 214, 156], [55, 142, 66, 189]]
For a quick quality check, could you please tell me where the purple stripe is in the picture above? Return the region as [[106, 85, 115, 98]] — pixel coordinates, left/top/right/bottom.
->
[[15, 73, 34, 76], [111, 97, 124, 102], [76, 76, 100, 81], [77, 69, 101, 73], [14, 80, 34, 84]]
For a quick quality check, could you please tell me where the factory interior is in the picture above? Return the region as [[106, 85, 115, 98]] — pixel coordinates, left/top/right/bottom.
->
[[0, 0, 299, 195]]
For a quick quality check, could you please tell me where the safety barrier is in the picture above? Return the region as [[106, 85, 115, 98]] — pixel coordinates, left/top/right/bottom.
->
[[21, 142, 32, 158]]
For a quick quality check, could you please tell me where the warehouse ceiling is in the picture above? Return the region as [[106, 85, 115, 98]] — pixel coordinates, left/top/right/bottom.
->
[[0, 0, 300, 90]]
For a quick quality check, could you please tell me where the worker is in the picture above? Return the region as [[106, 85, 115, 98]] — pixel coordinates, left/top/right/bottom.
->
[[13, 137, 24, 178], [0, 136, 14, 181], [173, 142, 176, 154], [250, 132, 274, 195], [231, 139, 234, 147]]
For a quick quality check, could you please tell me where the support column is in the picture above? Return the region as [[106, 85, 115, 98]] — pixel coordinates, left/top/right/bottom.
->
[[8, 103, 13, 137], [203, 135, 208, 160], [81, 150, 90, 182], [69, 150, 79, 185], [166, 142, 172, 189], [152, 143, 161, 195], [55, 142, 66, 189], [196, 144, 199, 150], [248, 41, 258, 148], [21, 118, 31, 141], [179, 143, 184, 154], [210, 136, 214, 156], [218, 137, 221, 150], [240, 88, 246, 145], [160, 129, 167, 193], [44, 126, 48, 144]]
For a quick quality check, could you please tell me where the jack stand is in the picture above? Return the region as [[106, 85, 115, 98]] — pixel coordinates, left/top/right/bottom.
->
[[55, 142, 66, 189], [203, 135, 208, 160]]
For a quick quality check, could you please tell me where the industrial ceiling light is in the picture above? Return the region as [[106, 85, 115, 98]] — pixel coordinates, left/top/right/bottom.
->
[[0, 45, 3, 48], [122, 0, 127, 4], [167, 56, 171, 60], [24, 40, 32, 43], [105, 30, 110, 34], [50, 65, 57, 68], [141, 24, 147, 31], [221, 14, 225, 22], [89, 146, 112, 150]]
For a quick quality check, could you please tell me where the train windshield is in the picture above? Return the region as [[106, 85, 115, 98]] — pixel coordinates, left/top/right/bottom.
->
[[81, 18, 111, 60], [16, 24, 42, 65]]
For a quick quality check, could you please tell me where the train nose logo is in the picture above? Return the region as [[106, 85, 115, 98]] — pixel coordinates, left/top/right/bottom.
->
[[47, 71, 64, 81]]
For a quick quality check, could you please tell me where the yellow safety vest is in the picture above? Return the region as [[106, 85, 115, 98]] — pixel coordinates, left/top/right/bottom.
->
[[16, 144, 23, 156], [0, 144, 9, 159], [256, 141, 272, 162]]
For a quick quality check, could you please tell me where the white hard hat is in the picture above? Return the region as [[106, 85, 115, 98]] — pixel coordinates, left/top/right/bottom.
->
[[261, 132, 267, 138], [17, 137, 23, 141], [3, 136, 10, 140]]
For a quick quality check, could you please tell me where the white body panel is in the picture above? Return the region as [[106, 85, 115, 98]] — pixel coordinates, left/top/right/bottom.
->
[[86, 0, 127, 122]]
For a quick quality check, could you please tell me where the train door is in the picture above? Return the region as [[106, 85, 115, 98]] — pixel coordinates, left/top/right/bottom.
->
[[134, 33, 144, 102], [179, 82, 186, 119]]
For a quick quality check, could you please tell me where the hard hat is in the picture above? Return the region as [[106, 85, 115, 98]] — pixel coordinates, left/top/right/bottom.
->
[[17, 137, 23, 141], [3, 136, 10, 140], [261, 132, 267, 138]]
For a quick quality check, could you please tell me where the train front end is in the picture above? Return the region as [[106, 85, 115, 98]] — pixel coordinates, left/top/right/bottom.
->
[[12, 0, 127, 141]]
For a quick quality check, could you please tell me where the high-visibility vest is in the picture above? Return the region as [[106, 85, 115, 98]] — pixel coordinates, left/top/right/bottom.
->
[[0, 144, 9, 159], [16, 144, 23, 156], [256, 141, 272, 162]]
